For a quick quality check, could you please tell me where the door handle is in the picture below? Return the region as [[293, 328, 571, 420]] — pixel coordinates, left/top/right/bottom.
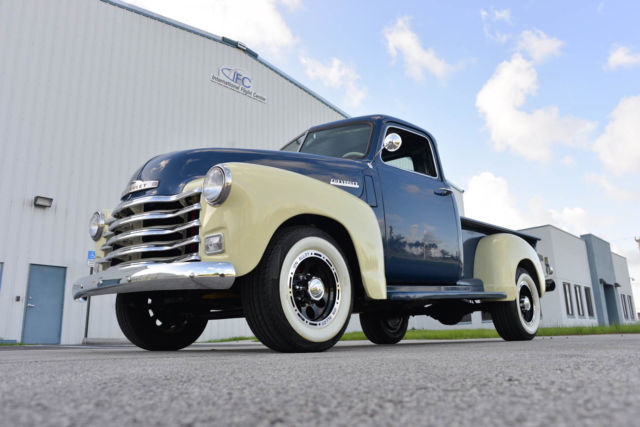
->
[[434, 188, 452, 196], [27, 303, 35, 308]]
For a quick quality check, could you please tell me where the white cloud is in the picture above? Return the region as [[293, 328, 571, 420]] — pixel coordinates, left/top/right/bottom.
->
[[476, 52, 596, 162], [606, 45, 640, 70], [561, 155, 575, 166], [517, 29, 564, 64], [383, 16, 455, 82], [299, 56, 366, 108], [125, 0, 296, 58], [465, 172, 527, 228], [279, 0, 301, 11], [584, 173, 634, 201], [480, 8, 512, 43], [593, 95, 640, 175], [465, 172, 590, 236]]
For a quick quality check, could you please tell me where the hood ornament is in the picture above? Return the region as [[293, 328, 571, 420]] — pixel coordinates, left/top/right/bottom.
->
[[122, 180, 159, 197]]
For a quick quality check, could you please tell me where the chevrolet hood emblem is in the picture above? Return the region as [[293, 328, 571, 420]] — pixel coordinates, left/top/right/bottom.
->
[[122, 180, 159, 197]]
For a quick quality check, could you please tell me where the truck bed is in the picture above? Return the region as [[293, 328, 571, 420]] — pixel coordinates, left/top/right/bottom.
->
[[459, 216, 539, 280], [460, 216, 539, 247]]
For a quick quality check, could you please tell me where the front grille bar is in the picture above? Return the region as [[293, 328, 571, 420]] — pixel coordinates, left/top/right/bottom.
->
[[108, 203, 201, 232], [112, 187, 202, 218], [111, 253, 201, 268], [102, 219, 200, 250], [97, 235, 200, 264]]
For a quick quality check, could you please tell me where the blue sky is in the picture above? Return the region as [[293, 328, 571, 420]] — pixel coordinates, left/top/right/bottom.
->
[[126, 0, 640, 295]]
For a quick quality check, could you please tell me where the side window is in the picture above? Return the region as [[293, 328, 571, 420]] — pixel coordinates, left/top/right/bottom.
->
[[382, 127, 437, 177], [563, 282, 574, 316], [386, 157, 414, 171]]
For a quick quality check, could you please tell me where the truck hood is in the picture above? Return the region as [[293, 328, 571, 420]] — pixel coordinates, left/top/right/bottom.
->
[[122, 148, 369, 201]]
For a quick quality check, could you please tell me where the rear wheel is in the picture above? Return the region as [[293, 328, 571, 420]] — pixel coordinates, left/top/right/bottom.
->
[[491, 268, 540, 341], [115, 292, 207, 351], [241, 226, 353, 352], [359, 312, 409, 344]]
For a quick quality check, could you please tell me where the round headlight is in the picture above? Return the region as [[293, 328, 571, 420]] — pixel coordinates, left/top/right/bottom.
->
[[89, 211, 105, 241], [203, 164, 232, 206]]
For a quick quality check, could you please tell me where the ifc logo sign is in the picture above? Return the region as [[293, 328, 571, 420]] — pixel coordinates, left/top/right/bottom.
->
[[219, 67, 252, 89], [211, 65, 267, 103]]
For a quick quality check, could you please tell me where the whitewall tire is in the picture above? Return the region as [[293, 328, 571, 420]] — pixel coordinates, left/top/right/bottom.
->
[[241, 226, 353, 352], [491, 267, 541, 341]]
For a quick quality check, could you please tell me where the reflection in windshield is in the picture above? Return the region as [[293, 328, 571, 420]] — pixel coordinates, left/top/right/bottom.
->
[[295, 124, 372, 160]]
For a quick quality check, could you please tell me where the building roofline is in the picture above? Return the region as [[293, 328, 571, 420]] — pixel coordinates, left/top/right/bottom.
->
[[101, 0, 350, 118], [519, 224, 587, 242]]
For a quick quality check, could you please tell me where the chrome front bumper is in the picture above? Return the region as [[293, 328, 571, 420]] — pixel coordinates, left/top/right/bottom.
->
[[72, 261, 236, 299]]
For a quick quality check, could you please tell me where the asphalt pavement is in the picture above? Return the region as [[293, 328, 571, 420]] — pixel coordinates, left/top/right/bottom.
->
[[1, 334, 639, 426]]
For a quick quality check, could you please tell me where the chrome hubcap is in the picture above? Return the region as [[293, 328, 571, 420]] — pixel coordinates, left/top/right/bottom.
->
[[520, 295, 532, 312], [307, 277, 325, 301]]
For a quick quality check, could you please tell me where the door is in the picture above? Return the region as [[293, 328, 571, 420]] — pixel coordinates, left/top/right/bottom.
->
[[603, 284, 620, 325], [377, 126, 462, 286], [22, 264, 66, 344]]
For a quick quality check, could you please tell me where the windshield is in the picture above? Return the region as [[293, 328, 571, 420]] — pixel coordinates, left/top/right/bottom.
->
[[281, 133, 305, 152], [281, 124, 372, 160]]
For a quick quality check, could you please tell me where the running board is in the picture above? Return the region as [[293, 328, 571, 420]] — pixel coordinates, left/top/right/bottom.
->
[[386, 283, 506, 302]]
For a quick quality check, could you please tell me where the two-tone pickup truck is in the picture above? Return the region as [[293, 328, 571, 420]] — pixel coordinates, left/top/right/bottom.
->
[[75, 115, 554, 352]]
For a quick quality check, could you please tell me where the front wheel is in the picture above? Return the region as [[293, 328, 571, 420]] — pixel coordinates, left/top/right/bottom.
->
[[115, 292, 207, 351], [491, 268, 541, 341], [241, 226, 353, 352], [359, 312, 409, 344]]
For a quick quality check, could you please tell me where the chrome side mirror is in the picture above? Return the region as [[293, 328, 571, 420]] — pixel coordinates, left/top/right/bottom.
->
[[383, 133, 402, 152]]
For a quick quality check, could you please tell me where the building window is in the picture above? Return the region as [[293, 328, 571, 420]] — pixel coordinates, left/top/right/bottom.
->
[[460, 313, 472, 323], [563, 282, 574, 316], [584, 287, 594, 317], [481, 311, 492, 322], [574, 285, 584, 316], [621, 295, 629, 320], [627, 295, 636, 321]]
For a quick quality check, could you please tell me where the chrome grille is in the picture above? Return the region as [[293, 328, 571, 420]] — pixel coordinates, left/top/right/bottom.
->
[[98, 188, 202, 268]]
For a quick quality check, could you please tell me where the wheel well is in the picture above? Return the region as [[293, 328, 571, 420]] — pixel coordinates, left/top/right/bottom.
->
[[518, 259, 541, 295], [275, 214, 365, 310]]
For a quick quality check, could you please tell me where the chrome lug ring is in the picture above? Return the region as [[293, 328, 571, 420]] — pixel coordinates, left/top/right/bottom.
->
[[287, 250, 340, 328]]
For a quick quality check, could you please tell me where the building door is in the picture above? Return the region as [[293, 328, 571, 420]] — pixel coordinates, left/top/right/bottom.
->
[[22, 264, 66, 344], [603, 284, 620, 325]]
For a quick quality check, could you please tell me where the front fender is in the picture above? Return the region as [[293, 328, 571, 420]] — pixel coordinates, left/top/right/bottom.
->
[[197, 162, 386, 299], [473, 233, 545, 301]]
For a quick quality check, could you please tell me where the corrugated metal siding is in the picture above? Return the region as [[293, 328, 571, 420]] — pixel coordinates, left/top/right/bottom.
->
[[0, 0, 345, 343]]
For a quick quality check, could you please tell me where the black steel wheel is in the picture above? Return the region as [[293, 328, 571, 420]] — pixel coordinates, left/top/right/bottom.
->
[[115, 292, 207, 351], [359, 312, 409, 344]]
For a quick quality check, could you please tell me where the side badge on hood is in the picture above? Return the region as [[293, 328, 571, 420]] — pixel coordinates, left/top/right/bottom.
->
[[330, 178, 360, 189], [122, 180, 159, 197]]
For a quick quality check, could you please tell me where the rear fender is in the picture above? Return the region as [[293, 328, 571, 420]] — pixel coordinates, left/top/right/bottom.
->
[[473, 233, 545, 301]]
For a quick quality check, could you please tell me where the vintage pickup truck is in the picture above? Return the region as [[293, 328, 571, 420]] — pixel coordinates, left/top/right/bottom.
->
[[74, 115, 554, 352]]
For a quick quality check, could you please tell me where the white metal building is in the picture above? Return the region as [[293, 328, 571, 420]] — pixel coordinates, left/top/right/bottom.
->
[[0, 0, 346, 344], [522, 226, 636, 327]]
